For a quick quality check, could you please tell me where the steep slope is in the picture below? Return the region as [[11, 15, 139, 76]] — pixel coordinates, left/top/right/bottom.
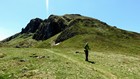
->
[[32, 15, 68, 40], [35, 16, 140, 55], [1, 14, 140, 55]]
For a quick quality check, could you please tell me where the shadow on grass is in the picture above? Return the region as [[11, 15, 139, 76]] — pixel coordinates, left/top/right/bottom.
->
[[87, 60, 95, 64]]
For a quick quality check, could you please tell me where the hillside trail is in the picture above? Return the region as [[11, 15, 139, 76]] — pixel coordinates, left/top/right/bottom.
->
[[44, 49, 117, 79]]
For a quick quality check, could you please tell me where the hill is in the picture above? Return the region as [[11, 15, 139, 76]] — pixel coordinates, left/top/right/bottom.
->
[[0, 14, 140, 79], [1, 14, 140, 55]]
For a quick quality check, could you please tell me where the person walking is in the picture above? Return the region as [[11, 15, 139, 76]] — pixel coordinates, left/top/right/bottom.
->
[[84, 42, 90, 61]]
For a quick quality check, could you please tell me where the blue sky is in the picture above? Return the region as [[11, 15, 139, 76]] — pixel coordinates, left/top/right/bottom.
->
[[0, 0, 140, 40]]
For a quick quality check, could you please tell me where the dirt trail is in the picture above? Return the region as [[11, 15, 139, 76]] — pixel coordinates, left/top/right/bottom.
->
[[45, 49, 117, 79]]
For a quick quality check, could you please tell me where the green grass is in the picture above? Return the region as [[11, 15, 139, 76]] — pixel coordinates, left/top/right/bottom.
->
[[1, 14, 140, 79], [0, 48, 140, 79], [2, 14, 140, 56], [2, 33, 38, 48]]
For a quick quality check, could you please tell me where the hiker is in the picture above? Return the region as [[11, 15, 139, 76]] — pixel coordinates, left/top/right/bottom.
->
[[84, 42, 90, 61]]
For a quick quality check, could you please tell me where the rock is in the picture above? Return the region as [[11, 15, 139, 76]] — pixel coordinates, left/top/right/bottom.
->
[[33, 15, 68, 40], [0, 53, 6, 58], [22, 69, 39, 78], [19, 59, 26, 62], [29, 55, 38, 58], [21, 18, 43, 33], [21, 67, 29, 73], [15, 45, 20, 48], [75, 51, 80, 53], [29, 54, 46, 59], [37, 56, 45, 59]]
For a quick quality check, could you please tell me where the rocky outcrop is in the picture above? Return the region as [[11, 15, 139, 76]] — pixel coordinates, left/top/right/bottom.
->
[[20, 15, 68, 40], [32, 15, 68, 40], [31, 14, 95, 41], [2, 14, 140, 45], [19, 14, 140, 42], [21, 18, 43, 33]]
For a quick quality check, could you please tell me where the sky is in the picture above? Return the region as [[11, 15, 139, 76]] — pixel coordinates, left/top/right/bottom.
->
[[0, 0, 140, 40]]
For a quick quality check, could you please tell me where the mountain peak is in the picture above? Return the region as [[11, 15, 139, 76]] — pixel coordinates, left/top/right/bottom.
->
[[1, 14, 140, 49], [21, 18, 43, 33]]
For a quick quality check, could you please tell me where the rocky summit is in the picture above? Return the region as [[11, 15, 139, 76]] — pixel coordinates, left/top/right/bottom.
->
[[1, 14, 140, 54]]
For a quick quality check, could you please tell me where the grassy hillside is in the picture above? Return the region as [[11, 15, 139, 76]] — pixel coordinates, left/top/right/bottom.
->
[[1, 14, 140, 78], [1, 14, 140, 55], [0, 48, 140, 79], [35, 18, 140, 55], [1, 33, 37, 48]]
